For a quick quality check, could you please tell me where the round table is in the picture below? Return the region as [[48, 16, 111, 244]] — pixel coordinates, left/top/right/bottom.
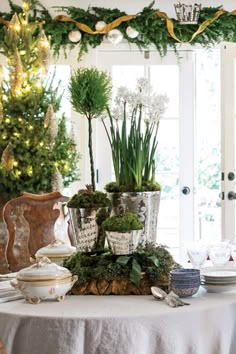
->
[[0, 288, 236, 354]]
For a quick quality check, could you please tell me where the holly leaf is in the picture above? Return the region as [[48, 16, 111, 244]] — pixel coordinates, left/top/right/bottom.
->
[[148, 255, 159, 267], [116, 255, 130, 266], [130, 258, 142, 287]]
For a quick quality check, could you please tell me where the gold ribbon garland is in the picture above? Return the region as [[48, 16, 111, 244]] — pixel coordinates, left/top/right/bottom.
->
[[55, 14, 135, 34], [1, 8, 236, 44], [55, 9, 236, 44]]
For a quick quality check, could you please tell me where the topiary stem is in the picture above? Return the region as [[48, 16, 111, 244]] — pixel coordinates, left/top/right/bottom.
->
[[88, 116, 95, 191]]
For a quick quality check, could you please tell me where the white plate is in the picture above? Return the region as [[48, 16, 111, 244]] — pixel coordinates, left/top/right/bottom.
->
[[0, 294, 23, 303], [0, 273, 17, 281], [201, 267, 236, 278], [201, 282, 236, 293], [201, 277, 236, 284], [0, 280, 12, 290]]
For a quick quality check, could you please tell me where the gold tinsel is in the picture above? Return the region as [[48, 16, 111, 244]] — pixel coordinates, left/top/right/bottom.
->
[[51, 167, 64, 192], [10, 49, 23, 96], [1, 143, 14, 173], [38, 31, 50, 76]]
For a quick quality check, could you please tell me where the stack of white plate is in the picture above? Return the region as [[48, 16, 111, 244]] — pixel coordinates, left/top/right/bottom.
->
[[0, 273, 23, 303], [201, 267, 236, 293]]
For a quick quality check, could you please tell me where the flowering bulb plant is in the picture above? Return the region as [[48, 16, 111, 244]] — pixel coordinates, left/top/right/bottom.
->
[[102, 78, 169, 192]]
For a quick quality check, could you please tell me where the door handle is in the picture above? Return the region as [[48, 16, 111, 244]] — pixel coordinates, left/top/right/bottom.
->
[[182, 186, 190, 195], [228, 191, 236, 200]]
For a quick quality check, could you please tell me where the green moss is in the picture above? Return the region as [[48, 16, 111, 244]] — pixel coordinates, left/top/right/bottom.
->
[[101, 212, 143, 232], [67, 191, 111, 209], [104, 181, 161, 193], [63, 243, 176, 287]]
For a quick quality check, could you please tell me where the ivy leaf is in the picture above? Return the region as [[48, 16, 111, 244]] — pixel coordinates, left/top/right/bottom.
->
[[116, 255, 130, 266], [148, 255, 159, 268], [130, 258, 142, 287]]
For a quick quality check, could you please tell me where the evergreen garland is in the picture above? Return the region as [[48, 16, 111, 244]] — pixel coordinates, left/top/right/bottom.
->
[[0, 2, 235, 59]]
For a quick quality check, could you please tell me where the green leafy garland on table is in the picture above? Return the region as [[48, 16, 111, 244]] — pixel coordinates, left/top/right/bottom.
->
[[0, 1, 236, 59]]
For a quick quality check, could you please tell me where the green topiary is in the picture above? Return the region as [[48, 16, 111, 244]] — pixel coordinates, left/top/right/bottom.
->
[[69, 67, 111, 191], [101, 212, 143, 232]]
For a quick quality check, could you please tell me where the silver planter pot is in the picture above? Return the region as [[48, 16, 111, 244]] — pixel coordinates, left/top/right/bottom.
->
[[105, 230, 142, 255], [68, 208, 98, 252], [109, 191, 161, 243]]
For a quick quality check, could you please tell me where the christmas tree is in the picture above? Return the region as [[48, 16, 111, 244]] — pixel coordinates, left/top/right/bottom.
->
[[0, 0, 80, 200]]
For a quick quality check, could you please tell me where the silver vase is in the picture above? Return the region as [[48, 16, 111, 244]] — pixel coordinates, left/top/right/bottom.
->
[[68, 208, 98, 252], [106, 230, 142, 255], [109, 191, 161, 243]]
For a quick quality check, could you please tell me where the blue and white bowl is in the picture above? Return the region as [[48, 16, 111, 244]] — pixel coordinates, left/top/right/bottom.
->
[[170, 268, 200, 297]]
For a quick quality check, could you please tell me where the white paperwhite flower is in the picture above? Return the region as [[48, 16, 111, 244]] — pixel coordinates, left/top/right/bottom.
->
[[112, 78, 169, 122]]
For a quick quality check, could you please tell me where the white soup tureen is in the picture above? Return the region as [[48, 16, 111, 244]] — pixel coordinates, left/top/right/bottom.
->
[[11, 256, 77, 304]]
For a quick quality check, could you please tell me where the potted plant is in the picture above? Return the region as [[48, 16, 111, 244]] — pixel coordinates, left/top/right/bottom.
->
[[101, 208, 143, 255], [67, 185, 111, 252], [69, 67, 111, 192], [68, 67, 111, 252], [102, 78, 169, 243]]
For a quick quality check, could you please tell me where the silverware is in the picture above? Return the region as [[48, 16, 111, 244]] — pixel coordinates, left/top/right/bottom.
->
[[151, 287, 190, 307]]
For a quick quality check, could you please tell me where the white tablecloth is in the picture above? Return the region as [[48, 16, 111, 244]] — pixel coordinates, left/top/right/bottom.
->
[[0, 288, 236, 354]]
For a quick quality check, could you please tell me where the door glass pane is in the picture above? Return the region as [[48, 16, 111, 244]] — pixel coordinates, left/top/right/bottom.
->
[[150, 66, 179, 118], [112, 66, 144, 93], [150, 66, 180, 254], [195, 50, 221, 243]]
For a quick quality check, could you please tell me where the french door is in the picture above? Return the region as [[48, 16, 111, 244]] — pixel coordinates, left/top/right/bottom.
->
[[221, 42, 236, 242], [96, 47, 195, 261]]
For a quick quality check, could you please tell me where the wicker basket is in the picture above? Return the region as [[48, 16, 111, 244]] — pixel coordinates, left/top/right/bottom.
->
[[70, 273, 169, 295]]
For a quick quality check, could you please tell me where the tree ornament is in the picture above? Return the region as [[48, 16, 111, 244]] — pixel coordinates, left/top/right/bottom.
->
[[51, 167, 64, 192], [10, 49, 23, 96], [68, 30, 82, 43], [95, 21, 106, 32], [44, 104, 58, 142], [38, 31, 50, 76], [1, 143, 14, 173], [8, 13, 20, 42], [49, 114, 58, 141], [44, 104, 54, 128], [107, 29, 123, 45], [0, 97, 3, 124], [0, 65, 4, 86], [126, 26, 139, 39]]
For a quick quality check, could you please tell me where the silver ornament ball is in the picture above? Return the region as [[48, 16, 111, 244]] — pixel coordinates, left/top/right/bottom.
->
[[107, 29, 123, 45], [68, 30, 82, 43]]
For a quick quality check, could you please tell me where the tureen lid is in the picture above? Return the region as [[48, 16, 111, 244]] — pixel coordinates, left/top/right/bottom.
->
[[35, 240, 76, 257], [17, 256, 72, 281]]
